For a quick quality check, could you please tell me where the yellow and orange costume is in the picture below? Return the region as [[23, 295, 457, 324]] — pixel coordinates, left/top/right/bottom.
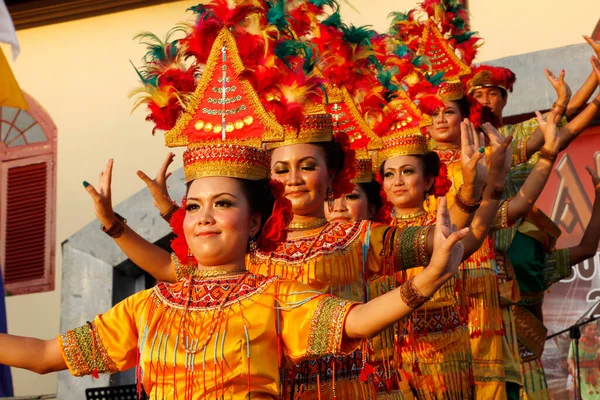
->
[[60, 274, 359, 399]]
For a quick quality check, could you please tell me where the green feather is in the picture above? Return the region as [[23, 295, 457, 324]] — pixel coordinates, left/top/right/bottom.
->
[[275, 40, 316, 73], [411, 55, 429, 67], [426, 71, 446, 86], [187, 4, 207, 15], [322, 11, 342, 28], [393, 44, 409, 58], [377, 68, 399, 92], [388, 11, 409, 24], [452, 31, 476, 44], [266, 0, 289, 30], [308, 0, 337, 7], [342, 24, 375, 46]]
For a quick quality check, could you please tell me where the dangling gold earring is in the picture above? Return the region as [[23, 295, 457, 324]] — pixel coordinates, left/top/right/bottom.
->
[[425, 194, 431, 210], [187, 247, 195, 268], [326, 185, 335, 213], [248, 233, 257, 253]]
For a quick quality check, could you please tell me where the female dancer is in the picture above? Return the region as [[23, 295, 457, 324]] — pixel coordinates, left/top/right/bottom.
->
[[0, 142, 470, 399]]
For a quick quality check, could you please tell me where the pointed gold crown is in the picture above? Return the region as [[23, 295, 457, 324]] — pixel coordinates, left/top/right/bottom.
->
[[327, 85, 382, 183], [376, 91, 430, 167], [164, 28, 285, 181], [419, 21, 471, 101]]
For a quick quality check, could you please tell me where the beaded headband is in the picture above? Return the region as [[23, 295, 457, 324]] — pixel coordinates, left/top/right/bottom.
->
[[465, 66, 516, 96]]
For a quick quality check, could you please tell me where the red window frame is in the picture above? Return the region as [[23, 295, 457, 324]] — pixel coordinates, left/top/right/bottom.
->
[[0, 93, 57, 296]]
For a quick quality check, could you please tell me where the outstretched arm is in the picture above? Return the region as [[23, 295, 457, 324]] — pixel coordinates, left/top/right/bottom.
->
[[527, 58, 600, 157], [566, 36, 600, 118], [84, 159, 176, 282], [0, 334, 65, 374], [345, 198, 467, 338], [507, 108, 562, 226], [568, 166, 600, 265]]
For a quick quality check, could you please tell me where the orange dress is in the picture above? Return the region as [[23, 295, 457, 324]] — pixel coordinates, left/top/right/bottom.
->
[[432, 147, 522, 400], [58, 272, 360, 399], [249, 220, 425, 399], [389, 211, 473, 400]]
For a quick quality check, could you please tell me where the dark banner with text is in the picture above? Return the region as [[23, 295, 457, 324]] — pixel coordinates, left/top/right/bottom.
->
[[537, 127, 600, 399]]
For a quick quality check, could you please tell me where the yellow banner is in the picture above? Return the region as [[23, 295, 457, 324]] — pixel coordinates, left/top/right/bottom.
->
[[0, 46, 27, 110]]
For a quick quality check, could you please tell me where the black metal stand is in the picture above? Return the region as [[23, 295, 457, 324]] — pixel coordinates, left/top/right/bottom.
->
[[547, 314, 600, 399]]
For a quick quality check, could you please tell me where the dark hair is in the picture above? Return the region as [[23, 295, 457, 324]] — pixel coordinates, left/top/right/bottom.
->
[[453, 97, 471, 120], [358, 180, 382, 215], [185, 178, 274, 243], [315, 139, 345, 174], [379, 151, 441, 196], [238, 178, 275, 240]]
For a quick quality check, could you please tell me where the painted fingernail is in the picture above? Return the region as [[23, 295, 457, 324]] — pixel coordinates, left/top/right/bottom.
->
[[478, 147, 485, 153], [83, 181, 89, 188]]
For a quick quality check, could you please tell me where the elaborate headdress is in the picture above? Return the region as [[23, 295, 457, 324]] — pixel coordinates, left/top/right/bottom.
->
[[164, 28, 286, 182], [418, 21, 471, 102], [328, 85, 382, 184], [464, 64, 516, 96], [371, 91, 430, 166]]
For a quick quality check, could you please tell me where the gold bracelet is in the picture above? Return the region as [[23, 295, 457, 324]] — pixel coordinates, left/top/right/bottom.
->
[[416, 226, 432, 267], [521, 136, 530, 164], [160, 202, 180, 223], [400, 277, 432, 309], [538, 147, 558, 163], [455, 185, 482, 214], [101, 213, 127, 238]]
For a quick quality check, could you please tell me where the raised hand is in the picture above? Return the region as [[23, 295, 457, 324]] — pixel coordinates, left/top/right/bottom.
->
[[137, 152, 177, 214], [460, 118, 487, 193], [83, 159, 117, 227], [584, 35, 600, 59], [544, 69, 572, 112], [537, 107, 562, 152], [429, 197, 468, 279], [481, 123, 513, 187]]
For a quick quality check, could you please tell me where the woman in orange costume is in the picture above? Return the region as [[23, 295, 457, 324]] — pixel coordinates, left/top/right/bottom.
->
[[0, 141, 471, 400], [372, 101, 495, 400], [0, 25, 477, 398]]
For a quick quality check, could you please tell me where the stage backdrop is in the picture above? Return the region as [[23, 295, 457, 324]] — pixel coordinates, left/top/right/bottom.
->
[[538, 125, 600, 399]]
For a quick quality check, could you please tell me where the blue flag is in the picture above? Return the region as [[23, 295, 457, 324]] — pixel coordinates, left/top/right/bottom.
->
[[0, 271, 14, 396]]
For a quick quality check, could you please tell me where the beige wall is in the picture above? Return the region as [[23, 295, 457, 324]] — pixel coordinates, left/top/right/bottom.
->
[[339, 0, 599, 62], [2, 0, 597, 396]]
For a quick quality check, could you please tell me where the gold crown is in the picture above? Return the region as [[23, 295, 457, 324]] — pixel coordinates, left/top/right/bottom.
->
[[377, 92, 430, 165], [438, 80, 465, 101], [419, 21, 471, 102], [183, 144, 270, 182], [160, 28, 284, 181], [328, 86, 382, 151], [265, 108, 333, 150], [352, 152, 374, 183]]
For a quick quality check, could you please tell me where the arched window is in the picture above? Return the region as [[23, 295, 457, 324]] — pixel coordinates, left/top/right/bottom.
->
[[0, 92, 57, 295]]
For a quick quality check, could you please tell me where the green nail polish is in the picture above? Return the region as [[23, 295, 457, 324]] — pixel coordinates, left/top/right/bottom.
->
[[478, 147, 485, 153], [83, 181, 89, 188]]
